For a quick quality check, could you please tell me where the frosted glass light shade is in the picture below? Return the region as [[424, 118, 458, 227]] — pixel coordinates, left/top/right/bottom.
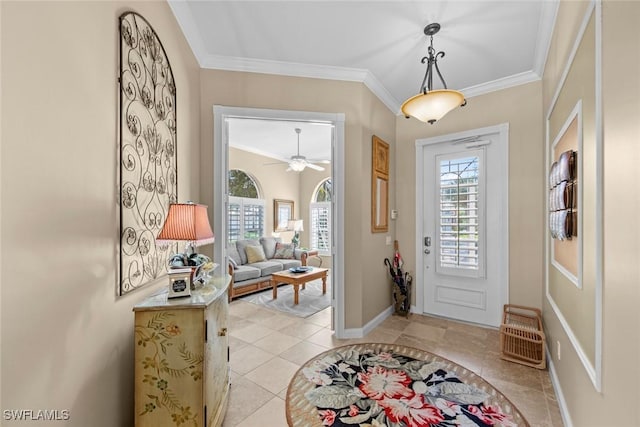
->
[[289, 159, 306, 171], [401, 89, 465, 124], [157, 203, 215, 246]]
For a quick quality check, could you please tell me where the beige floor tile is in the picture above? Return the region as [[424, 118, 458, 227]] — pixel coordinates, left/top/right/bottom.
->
[[278, 320, 324, 339], [228, 318, 255, 334], [401, 321, 447, 342], [306, 327, 351, 348], [481, 350, 544, 392], [222, 375, 276, 427], [264, 312, 300, 329], [228, 335, 249, 355], [407, 313, 453, 328], [235, 397, 287, 427], [229, 322, 276, 343], [305, 308, 332, 327], [229, 300, 264, 319], [245, 307, 282, 324], [378, 314, 412, 332], [253, 330, 302, 355], [433, 343, 485, 374], [489, 378, 552, 427], [229, 344, 275, 375], [354, 326, 402, 344], [442, 325, 490, 350], [393, 333, 440, 353], [279, 341, 328, 365], [244, 357, 300, 394]]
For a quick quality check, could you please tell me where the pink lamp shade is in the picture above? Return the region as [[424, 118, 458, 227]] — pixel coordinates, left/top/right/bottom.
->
[[157, 203, 214, 246]]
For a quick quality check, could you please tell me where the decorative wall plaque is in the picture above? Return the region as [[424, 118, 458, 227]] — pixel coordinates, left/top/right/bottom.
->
[[118, 12, 177, 295]]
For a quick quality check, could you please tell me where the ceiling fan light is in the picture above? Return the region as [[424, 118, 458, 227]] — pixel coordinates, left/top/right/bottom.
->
[[401, 89, 465, 124], [289, 159, 306, 171]]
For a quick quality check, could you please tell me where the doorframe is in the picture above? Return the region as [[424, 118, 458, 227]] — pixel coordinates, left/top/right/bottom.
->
[[213, 106, 346, 337], [414, 123, 509, 322]]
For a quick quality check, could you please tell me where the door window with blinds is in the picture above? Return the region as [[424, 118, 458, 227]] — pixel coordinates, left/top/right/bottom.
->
[[436, 150, 485, 278]]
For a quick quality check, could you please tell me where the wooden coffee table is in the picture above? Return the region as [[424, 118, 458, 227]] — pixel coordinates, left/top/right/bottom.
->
[[271, 267, 328, 305]]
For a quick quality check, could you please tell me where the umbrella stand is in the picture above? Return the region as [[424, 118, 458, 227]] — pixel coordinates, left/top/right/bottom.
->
[[384, 256, 412, 318]]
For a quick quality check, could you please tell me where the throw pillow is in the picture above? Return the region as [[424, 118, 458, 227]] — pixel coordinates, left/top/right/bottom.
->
[[273, 242, 295, 259], [245, 245, 267, 263]]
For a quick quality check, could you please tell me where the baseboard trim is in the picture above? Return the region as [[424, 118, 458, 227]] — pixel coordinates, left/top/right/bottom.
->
[[342, 305, 393, 339], [545, 347, 574, 427]]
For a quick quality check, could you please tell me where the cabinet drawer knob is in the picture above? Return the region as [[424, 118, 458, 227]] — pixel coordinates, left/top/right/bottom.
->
[[218, 327, 227, 336]]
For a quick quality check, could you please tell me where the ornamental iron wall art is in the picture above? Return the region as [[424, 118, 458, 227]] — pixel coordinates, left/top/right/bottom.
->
[[118, 12, 177, 295]]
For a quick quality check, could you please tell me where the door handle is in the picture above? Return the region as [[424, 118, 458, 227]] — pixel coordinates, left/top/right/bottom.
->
[[424, 249, 430, 255]]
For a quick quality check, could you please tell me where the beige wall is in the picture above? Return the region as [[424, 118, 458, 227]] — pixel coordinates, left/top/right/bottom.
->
[[547, 11, 597, 368], [542, 1, 640, 425], [395, 81, 544, 309], [1, 2, 201, 425], [199, 70, 396, 328]]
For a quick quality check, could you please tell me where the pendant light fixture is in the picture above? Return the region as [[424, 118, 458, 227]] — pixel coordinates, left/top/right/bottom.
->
[[401, 23, 466, 124]]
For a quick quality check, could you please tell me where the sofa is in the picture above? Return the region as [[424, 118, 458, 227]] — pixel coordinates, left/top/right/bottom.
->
[[227, 237, 309, 301]]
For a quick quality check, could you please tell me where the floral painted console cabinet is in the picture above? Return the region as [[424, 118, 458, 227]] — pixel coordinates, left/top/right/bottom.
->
[[133, 274, 231, 427]]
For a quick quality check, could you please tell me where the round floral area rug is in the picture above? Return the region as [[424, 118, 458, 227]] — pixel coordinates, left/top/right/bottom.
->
[[286, 343, 528, 427]]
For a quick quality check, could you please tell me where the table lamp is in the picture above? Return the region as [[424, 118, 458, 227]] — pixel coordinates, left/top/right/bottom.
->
[[287, 219, 304, 249], [157, 202, 215, 298]]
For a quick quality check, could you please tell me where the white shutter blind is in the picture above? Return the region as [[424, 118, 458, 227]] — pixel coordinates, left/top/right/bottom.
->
[[310, 202, 331, 255]]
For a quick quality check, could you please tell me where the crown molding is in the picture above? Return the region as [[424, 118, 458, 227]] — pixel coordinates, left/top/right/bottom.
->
[[534, 0, 560, 76], [362, 71, 402, 114], [460, 71, 541, 99], [167, 0, 207, 66]]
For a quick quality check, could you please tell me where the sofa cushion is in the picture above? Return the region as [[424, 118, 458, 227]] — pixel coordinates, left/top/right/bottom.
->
[[260, 237, 280, 259], [247, 260, 283, 276], [232, 265, 261, 282], [245, 245, 267, 263], [227, 244, 242, 266], [236, 239, 260, 264], [273, 242, 295, 259], [271, 259, 302, 270]]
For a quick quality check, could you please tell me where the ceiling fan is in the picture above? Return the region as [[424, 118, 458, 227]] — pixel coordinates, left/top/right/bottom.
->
[[266, 128, 329, 172]]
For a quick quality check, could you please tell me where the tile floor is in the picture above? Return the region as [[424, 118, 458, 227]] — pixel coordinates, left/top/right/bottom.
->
[[223, 301, 563, 427]]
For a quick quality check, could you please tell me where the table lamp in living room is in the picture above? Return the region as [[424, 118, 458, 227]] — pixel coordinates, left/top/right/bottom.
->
[[287, 219, 303, 249], [156, 202, 215, 298]]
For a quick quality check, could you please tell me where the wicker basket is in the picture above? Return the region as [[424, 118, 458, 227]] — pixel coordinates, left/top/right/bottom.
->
[[499, 304, 546, 369]]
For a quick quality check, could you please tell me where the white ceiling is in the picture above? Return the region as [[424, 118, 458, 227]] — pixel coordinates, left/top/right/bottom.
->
[[169, 0, 558, 161]]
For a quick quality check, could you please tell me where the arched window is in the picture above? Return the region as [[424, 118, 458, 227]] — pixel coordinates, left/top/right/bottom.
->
[[310, 178, 331, 254], [228, 170, 265, 243]]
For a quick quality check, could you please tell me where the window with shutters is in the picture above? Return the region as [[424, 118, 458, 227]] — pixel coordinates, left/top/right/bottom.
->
[[228, 170, 265, 243], [310, 179, 332, 255], [437, 155, 483, 277]]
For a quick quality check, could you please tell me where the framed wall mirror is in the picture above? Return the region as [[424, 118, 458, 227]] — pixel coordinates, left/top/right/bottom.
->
[[372, 136, 389, 233], [274, 199, 294, 231]]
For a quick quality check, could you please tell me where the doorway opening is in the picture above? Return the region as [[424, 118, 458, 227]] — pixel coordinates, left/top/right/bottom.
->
[[213, 106, 346, 336]]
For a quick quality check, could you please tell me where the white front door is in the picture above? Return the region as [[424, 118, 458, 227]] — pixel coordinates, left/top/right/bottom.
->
[[419, 125, 508, 327]]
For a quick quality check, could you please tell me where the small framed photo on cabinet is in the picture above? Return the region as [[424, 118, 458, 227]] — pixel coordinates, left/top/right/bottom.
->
[[168, 268, 192, 299]]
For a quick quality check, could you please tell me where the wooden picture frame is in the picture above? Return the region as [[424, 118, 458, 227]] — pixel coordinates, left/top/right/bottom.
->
[[372, 136, 389, 233], [274, 199, 294, 231]]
